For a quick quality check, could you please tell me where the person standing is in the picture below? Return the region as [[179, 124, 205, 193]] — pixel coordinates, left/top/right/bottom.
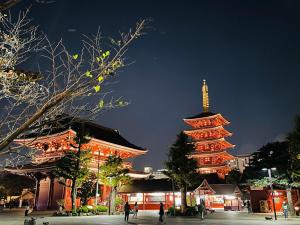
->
[[133, 202, 138, 219], [246, 200, 252, 213], [124, 202, 131, 222], [159, 202, 164, 223], [282, 202, 288, 220]]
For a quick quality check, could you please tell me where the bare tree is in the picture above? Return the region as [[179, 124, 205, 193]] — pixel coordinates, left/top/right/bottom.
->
[[0, 0, 22, 12], [0, 10, 148, 157]]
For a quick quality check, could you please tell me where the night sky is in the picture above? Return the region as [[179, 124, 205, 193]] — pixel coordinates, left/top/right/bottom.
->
[[13, 0, 300, 169]]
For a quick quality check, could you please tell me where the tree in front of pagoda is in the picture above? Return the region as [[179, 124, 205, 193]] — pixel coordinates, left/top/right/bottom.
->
[[226, 169, 242, 185], [165, 132, 199, 215], [99, 155, 131, 214], [55, 128, 92, 214]]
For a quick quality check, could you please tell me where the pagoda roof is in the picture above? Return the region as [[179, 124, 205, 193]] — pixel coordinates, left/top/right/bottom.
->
[[183, 112, 230, 128], [185, 125, 231, 134], [185, 111, 216, 119], [15, 115, 146, 152], [184, 112, 229, 123], [194, 138, 235, 148], [189, 150, 236, 159], [184, 126, 232, 140]]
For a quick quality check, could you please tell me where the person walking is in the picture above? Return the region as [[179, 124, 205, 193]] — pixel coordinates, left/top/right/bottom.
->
[[124, 202, 131, 222], [198, 199, 205, 219], [132, 202, 138, 219], [159, 202, 164, 223], [282, 201, 289, 220]]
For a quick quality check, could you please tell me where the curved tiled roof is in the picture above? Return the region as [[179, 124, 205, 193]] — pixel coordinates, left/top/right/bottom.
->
[[185, 112, 216, 120], [18, 115, 146, 151]]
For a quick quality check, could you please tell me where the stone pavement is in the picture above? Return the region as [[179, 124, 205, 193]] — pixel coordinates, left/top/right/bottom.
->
[[0, 209, 300, 225]]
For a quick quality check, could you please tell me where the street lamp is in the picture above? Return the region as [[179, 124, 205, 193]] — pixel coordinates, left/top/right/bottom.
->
[[262, 168, 277, 220]]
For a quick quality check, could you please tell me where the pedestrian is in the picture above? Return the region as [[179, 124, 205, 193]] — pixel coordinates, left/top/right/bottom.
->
[[282, 201, 288, 219], [25, 205, 30, 216], [159, 202, 164, 223], [198, 199, 205, 219], [246, 200, 251, 213], [133, 202, 138, 219], [124, 201, 131, 222]]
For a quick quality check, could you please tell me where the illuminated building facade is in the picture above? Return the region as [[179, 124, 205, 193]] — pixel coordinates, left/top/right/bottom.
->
[[6, 116, 147, 210], [184, 80, 235, 179]]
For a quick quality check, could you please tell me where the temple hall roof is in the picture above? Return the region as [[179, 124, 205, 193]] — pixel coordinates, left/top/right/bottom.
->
[[209, 184, 242, 196], [17, 115, 146, 151], [119, 178, 180, 193]]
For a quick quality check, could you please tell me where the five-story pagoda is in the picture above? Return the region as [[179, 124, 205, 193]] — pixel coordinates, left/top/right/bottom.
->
[[184, 80, 235, 179]]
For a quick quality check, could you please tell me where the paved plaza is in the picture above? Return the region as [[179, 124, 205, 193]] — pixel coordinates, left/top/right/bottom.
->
[[0, 209, 300, 225]]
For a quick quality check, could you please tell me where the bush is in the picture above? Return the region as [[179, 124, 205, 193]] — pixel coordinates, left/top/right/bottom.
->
[[185, 206, 197, 216], [96, 205, 108, 212], [78, 205, 89, 213], [167, 207, 175, 216]]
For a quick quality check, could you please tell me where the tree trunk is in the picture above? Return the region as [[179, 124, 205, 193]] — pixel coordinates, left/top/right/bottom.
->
[[286, 187, 294, 215], [180, 186, 187, 214], [71, 179, 77, 214], [110, 187, 117, 214]]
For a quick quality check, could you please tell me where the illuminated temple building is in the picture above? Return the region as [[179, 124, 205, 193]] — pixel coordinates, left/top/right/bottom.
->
[[5, 116, 147, 210], [184, 80, 235, 179]]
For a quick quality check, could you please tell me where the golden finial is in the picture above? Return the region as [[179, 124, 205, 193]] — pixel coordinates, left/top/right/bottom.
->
[[202, 79, 209, 112]]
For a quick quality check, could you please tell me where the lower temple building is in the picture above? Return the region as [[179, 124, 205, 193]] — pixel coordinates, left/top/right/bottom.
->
[[118, 172, 243, 211], [5, 115, 147, 210]]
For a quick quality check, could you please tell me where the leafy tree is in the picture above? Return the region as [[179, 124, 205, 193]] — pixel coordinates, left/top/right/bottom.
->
[[165, 132, 198, 214], [77, 173, 97, 206], [287, 115, 300, 181], [226, 169, 242, 184], [55, 126, 92, 213], [244, 128, 300, 214], [243, 142, 289, 180], [99, 155, 130, 214]]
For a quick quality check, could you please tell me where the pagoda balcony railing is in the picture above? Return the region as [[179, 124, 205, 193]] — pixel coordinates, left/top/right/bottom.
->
[[198, 162, 229, 168]]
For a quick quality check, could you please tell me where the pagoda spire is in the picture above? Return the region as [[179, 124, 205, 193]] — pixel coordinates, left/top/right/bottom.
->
[[202, 79, 209, 112]]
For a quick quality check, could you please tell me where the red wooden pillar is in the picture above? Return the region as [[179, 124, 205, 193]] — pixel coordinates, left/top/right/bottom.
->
[[34, 178, 40, 210], [165, 193, 167, 209], [143, 193, 145, 210], [47, 177, 55, 209]]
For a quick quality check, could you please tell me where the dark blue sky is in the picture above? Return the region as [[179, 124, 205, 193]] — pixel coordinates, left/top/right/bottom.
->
[[15, 0, 300, 169]]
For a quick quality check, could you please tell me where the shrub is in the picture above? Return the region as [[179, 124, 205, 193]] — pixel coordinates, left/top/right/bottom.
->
[[78, 205, 89, 213], [167, 206, 175, 216], [185, 206, 197, 216], [96, 205, 108, 212]]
